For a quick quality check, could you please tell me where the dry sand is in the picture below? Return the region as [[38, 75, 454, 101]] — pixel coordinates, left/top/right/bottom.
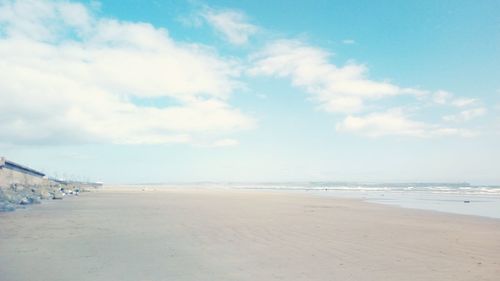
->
[[0, 187, 499, 281]]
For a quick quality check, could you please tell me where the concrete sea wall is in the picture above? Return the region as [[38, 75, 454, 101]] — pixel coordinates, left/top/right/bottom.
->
[[0, 167, 50, 188], [0, 157, 97, 212]]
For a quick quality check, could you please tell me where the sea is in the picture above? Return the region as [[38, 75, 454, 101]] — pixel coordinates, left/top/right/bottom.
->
[[161, 182, 500, 219]]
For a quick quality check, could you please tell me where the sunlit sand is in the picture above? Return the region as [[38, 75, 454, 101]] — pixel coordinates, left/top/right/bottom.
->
[[1, 187, 499, 281]]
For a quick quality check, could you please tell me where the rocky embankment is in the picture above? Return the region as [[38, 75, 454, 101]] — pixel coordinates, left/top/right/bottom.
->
[[0, 184, 85, 212]]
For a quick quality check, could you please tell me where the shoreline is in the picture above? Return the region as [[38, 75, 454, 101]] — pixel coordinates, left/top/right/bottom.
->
[[1, 187, 499, 281], [103, 184, 500, 220]]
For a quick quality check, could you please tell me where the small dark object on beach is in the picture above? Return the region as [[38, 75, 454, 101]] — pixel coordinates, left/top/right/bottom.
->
[[19, 197, 31, 205], [464, 200, 470, 203]]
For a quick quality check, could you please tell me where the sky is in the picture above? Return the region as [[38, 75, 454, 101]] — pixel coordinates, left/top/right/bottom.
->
[[0, 0, 499, 184]]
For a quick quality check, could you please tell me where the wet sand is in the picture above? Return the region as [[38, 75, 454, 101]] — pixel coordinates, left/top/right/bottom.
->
[[1, 187, 499, 281]]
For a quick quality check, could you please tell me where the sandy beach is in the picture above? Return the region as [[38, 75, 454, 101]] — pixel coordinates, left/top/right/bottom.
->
[[1, 187, 499, 281]]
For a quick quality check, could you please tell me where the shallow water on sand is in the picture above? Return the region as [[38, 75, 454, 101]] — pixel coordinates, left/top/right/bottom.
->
[[314, 190, 500, 219], [232, 183, 500, 219], [140, 183, 500, 219]]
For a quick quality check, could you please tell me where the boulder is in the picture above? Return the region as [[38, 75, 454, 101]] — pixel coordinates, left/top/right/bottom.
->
[[52, 191, 64, 200], [0, 202, 15, 212], [19, 197, 31, 205], [39, 189, 52, 200]]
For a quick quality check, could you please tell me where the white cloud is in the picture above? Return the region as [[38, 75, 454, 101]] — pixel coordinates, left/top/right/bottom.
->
[[443, 108, 487, 122], [0, 0, 255, 145], [0, 0, 93, 41], [202, 8, 258, 45], [342, 39, 355, 45], [451, 98, 477, 108], [432, 90, 452, 104], [249, 40, 484, 138], [432, 91, 478, 108], [212, 138, 239, 147], [336, 109, 475, 138], [249, 40, 419, 114]]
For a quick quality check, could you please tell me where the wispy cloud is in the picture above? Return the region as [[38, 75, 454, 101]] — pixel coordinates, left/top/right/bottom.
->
[[212, 138, 239, 147], [432, 91, 478, 108], [342, 39, 355, 45], [0, 0, 255, 145], [443, 108, 487, 122], [249, 40, 419, 114], [451, 98, 477, 108], [249, 39, 483, 138], [336, 109, 475, 138], [201, 8, 258, 45], [432, 90, 453, 105]]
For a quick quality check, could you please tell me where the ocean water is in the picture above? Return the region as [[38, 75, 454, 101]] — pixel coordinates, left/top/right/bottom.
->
[[131, 182, 500, 219], [224, 182, 500, 219]]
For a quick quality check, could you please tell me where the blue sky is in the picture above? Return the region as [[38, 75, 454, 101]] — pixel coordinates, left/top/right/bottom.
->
[[0, 0, 499, 184]]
